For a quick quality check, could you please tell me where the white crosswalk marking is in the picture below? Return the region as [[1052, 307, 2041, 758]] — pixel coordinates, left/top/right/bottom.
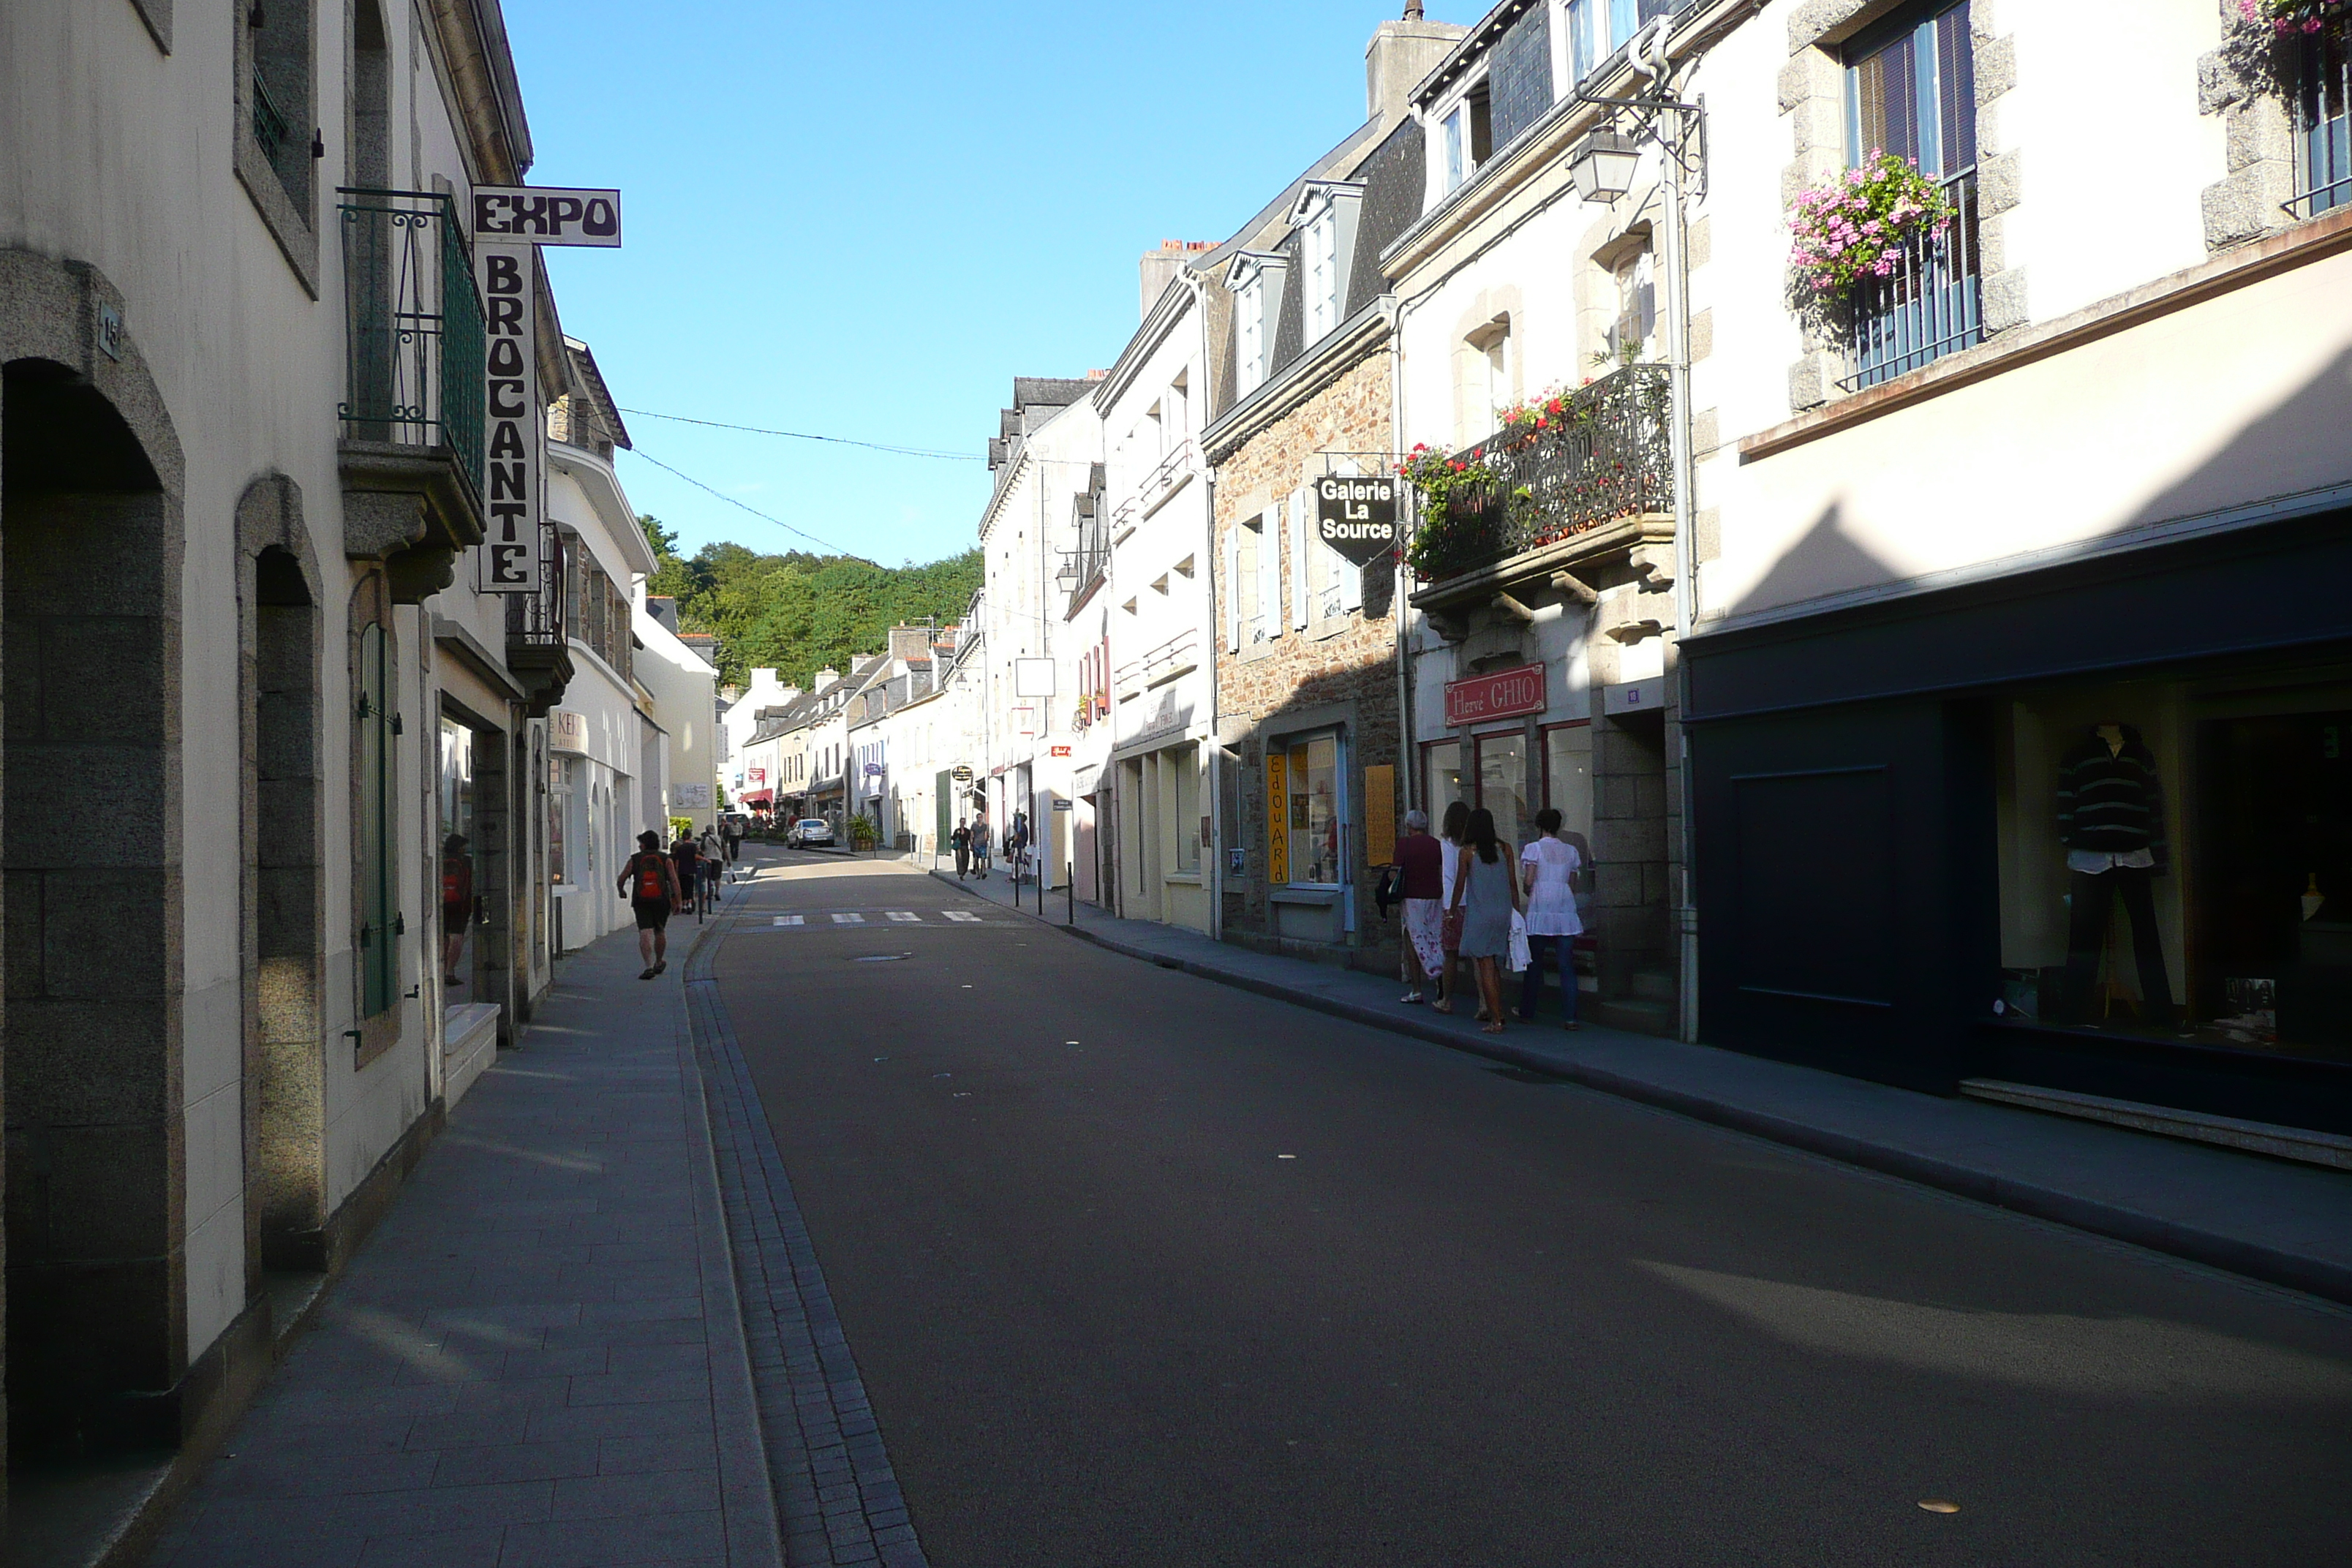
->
[[886, 911, 921, 923], [832, 913, 864, 924], [772, 915, 804, 927], [941, 911, 981, 923]]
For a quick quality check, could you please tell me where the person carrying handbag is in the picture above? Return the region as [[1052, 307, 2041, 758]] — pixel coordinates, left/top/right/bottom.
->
[[1446, 806, 1524, 1033]]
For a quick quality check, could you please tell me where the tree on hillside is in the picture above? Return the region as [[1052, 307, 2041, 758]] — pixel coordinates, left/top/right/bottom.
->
[[634, 514, 979, 687]]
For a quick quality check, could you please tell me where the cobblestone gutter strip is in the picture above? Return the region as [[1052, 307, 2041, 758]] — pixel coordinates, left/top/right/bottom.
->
[[685, 908, 930, 1568], [672, 930, 788, 1568], [928, 870, 2352, 1310]]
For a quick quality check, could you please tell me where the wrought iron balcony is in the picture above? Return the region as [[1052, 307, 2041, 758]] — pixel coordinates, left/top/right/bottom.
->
[[1408, 363, 1672, 585], [505, 529, 572, 716], [1839, 169, 1982, 392], [338, 188, 486, 497]]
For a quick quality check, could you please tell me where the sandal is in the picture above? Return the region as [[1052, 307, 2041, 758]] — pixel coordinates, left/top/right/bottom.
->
[[1431, 1000, 1454, 1014], [1481, 1022, 1506, 1034], [1398, 991, 1423, 1004]]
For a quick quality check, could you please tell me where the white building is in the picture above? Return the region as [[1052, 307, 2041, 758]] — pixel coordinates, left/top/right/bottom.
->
[[976, 379, 1105, 889], [544, 342, 662, 952], [638, 595, 721, 833], [0, 0, 592, 1480], [719, 665, 799, 804], [1098, 247, 1221, 933]]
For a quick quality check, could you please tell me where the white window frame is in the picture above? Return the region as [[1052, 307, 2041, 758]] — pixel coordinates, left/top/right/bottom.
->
[[1305, 201, 1340, 339], [1225, 252, 1286, 399]]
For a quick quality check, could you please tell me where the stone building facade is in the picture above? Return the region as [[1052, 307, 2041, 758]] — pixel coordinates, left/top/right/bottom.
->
[[1210, 351, 1405, 971]]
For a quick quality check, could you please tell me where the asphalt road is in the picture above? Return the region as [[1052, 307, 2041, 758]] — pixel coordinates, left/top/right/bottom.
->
[[715, 853, 2352, 1567]]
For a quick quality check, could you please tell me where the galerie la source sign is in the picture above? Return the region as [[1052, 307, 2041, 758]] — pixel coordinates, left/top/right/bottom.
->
[[1313, 475, 1398, 567], [472, 186, 622, 594]]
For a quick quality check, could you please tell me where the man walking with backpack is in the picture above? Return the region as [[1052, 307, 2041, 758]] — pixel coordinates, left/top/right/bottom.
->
[[619, 829, 682, 979]]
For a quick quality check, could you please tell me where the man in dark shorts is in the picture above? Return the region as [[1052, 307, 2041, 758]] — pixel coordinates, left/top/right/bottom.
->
[[619, 829, 681, 979], [671, 827, 703, 921]]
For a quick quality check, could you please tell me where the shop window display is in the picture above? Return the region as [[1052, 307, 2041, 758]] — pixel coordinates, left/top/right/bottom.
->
[[1286, 734, 1341, 885], [1994, 671, 2352, 1062]]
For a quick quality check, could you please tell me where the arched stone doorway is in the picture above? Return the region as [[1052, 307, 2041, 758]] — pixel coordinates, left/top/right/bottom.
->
[[236, 478, 326, 1278], [2, 354, 184, 1460]]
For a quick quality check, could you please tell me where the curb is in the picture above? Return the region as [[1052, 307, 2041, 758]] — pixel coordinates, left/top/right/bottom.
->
[[925, 869, 2352, 1308]]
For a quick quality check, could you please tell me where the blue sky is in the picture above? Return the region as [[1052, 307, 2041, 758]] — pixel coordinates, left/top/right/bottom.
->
[[505, 0, 1433, 567]]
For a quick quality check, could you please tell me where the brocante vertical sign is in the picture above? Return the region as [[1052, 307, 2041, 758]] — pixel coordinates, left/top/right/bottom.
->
[[469, 186, 622, 594]]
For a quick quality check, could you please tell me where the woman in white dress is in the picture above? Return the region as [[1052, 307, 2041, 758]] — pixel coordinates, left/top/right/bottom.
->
[[1517, 807, 1584, 1028], [1431, 799, 1471, 1014]]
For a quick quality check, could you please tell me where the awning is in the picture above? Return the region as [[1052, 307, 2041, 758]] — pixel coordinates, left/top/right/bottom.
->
[[740, 790, 773, 807]]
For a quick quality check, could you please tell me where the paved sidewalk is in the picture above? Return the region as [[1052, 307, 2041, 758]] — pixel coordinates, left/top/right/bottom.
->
[[932, 864, 2352, 1306], [146, 924, 780, 1568]]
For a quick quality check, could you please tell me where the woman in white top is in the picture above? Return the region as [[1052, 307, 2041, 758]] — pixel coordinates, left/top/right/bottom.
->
[[1516, 806, 1584, 1028], [1431, 799, 1472, 1015]]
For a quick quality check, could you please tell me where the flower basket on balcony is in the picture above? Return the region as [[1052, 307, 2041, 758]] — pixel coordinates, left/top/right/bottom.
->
[[1787, 152, 1956, 297], [2239, 0, 2350, 35]]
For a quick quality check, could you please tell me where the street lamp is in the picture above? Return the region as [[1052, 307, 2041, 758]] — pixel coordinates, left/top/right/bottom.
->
[[1569, 18, 1707, 1047], [1569, 130, 1640, 203]]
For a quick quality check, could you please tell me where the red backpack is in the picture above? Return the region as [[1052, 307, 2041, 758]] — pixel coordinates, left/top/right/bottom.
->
[[633, 853, 668, 902]]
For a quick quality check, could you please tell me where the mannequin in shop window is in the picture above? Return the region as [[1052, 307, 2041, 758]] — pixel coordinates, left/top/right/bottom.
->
[[2057, 721, 2178, 1028]]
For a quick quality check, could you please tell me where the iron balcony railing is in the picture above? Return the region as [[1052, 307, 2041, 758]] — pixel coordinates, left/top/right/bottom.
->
[[252, 70, 295, 182], [505, 528, 566, 648], [1840, 168, 1983, 392], [1411, 363, 1672, 584], [338, 188, 486, 497], [2287, 23, 2351, 219]]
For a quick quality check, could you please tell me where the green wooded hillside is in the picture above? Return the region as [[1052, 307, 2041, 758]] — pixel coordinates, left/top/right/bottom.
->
[[640, 516, 979, 689]]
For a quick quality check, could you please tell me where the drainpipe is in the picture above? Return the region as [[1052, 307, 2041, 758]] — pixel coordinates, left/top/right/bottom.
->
[[1632, 20, 1701, 1045], [1389, 300, 1416, 818]]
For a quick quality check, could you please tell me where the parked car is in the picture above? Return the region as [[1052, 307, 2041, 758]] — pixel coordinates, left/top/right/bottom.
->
[[788, 818, 835, 848]]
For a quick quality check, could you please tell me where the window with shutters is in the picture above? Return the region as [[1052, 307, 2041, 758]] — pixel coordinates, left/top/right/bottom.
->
[[2290, 26, 2352, 218], [1840, 0, 1983, 390], [1607, 246, 1657, 365], [355, 614, 398, 1019]]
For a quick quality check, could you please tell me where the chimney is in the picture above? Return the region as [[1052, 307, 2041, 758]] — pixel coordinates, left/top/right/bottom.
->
[[813, 666, 842, 693], [720, 684, 742, 702], [1367, 12, 1468, 128], [1139, 240, 1215, 323], [887, 624, 933, 665]]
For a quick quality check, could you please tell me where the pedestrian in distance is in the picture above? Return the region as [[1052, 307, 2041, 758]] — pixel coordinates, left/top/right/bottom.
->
[[1517, 806, 1584, 1030], [699, 827, 725, 909], [1447, 807, 1523, 1035], [951, 818, 971, 879], [972, 814, 992, 877], [1431, 799, 1471, 1014], [620, 829, 682, 980], [671, 826, 704, 924], [723, 813, 744, 868], [440, 833, 474, 988], [1393, 810, 1444, 1004]]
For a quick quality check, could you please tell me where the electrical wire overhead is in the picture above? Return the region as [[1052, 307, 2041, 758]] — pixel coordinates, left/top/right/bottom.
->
[[618, 407, 979, 461], [625, 448, 859, 557]]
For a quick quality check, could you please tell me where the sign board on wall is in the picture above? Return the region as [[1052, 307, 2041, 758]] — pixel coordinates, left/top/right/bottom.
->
[[1049, 745, 1072, 758], [1362, 765, 1396, 866], [1313, 475, 1398, 567], [674, 783, 713, 809], [1265, 750, 1289, 881], [1014, 658, 1056, 698], [1444, 663, 1547, 726], [470, 184, 621, 595], [472, 187, 623, 246], [475, 242, 541, 593], [549, 709, 587, 753]]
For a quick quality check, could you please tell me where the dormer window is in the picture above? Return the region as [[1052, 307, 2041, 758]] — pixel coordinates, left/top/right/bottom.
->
[[1225, 251, 1288, 396], [1438, 81, 1492, 195], [1290, 182, 1365, 344]]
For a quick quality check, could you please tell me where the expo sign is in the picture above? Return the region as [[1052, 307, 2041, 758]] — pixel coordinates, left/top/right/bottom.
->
[[471, 186, 622, 594]]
